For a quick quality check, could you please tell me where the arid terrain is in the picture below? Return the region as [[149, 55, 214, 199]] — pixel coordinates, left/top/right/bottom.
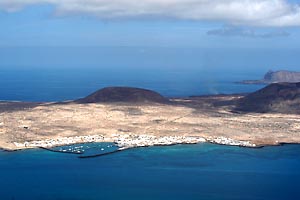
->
[[1, 92, 300, 150]]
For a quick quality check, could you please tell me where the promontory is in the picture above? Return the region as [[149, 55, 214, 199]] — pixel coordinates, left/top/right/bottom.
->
[[239, 70, 300, 84]]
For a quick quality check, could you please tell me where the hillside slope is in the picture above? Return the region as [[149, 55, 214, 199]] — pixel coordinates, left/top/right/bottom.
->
[[236, 82, 300, 114]]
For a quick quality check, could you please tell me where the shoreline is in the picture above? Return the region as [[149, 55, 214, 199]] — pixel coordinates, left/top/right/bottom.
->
[[2, 131, 300, 155], [2, 139, 299, 155], [2, 134, 265, 153]]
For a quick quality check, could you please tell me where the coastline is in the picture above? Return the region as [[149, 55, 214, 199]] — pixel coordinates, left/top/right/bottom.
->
[[2, 133, 300, 155], [4, 134, 262, 152]]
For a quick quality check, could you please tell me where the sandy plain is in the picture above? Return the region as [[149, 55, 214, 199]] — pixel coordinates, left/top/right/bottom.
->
[[0, 95, 300, 150]]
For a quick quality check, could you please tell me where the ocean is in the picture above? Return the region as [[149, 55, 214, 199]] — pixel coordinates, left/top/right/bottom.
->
[[0, 67, 264, 102], [0, 67, 300, 200], [0, 143, 300, 200]]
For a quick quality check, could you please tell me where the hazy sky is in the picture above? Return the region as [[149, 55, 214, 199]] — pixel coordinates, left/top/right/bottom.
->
[[0, 0, 299, 47], [0, 0, 299, 70]]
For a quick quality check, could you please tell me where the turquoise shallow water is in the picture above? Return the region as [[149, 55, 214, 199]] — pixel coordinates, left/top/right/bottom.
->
[[1, 143, 300, 200]]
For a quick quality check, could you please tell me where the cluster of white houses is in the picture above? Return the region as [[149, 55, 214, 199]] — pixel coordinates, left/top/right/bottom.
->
[[13, 134, 256, 149]]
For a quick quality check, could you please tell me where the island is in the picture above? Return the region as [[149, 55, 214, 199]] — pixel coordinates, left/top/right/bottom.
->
[[238, 70, 300, 84], [1, 85, 300, 151]]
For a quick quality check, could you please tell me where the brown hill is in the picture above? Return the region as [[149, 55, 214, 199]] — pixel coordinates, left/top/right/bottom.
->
[[76, 87, 169, 104], [236, 82, 300, 114]]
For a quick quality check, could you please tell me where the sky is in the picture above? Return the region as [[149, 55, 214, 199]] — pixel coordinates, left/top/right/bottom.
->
[[0, 0, 299, 70]]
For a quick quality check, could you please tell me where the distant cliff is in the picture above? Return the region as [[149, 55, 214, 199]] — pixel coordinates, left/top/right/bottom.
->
[[236, 82, 300, 114], [239, 70, 300, 84]]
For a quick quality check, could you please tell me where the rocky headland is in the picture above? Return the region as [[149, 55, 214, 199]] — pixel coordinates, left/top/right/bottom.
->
[[239, 70, 300, 84]]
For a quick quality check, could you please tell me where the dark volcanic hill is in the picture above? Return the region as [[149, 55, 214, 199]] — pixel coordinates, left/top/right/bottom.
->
[[236, 82, 300, 114], [239, 70, 300, 84], [76, 87, 169, 104]]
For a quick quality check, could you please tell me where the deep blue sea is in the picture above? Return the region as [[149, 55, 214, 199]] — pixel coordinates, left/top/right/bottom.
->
[[1, 67, 300, 200], [0, 143, 300, 200], [0, 67, 264, 102]]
